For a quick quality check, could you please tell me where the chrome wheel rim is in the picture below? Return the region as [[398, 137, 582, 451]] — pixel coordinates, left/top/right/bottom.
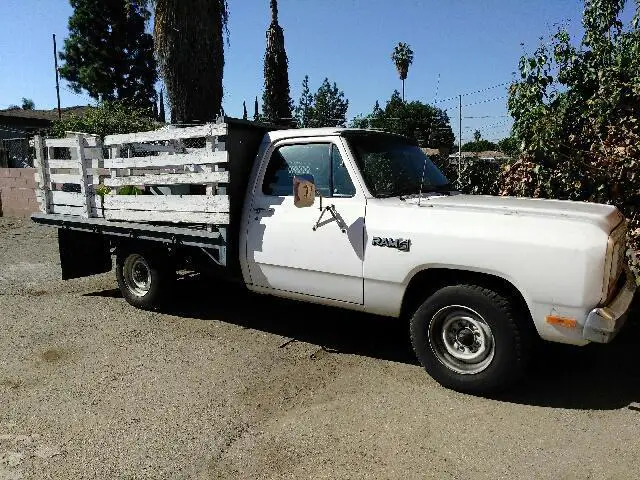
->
[[429, 305, 495, 374], [123, 254, 151, 297]]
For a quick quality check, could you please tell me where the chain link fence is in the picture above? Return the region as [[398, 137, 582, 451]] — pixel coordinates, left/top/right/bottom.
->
[[0, 137, 34, 168]]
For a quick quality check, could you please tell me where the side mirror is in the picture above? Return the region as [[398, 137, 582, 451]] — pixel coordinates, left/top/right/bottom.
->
[[293, 175, 316, 208]]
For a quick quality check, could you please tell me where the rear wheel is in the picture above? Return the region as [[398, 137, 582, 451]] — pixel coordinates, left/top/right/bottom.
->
[[116, 249, 174, 310], [410, 284, 532, 394]]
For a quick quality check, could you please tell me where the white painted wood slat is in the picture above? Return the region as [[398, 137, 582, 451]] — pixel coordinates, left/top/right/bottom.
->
[[104, 150, 228, 169], [44, 138, 78, 148], [48, 159, 105, 169], [50, 204, 103, 217], [102, 195, 229, 213], [103, 171, 229, 187], [51, 191, 86, 207], [50, 173, 81, 184], [103, 209, 229, 224], [104, 123, 227, 146]]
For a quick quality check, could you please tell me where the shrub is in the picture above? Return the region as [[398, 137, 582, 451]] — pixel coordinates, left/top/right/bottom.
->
[[50, 101, 159, 139]]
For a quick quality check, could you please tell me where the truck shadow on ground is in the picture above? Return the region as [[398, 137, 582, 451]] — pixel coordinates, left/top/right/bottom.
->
[[87, 276, 640, 411]]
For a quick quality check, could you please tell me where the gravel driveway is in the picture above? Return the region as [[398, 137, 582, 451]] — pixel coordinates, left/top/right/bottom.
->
[[1, 216, 639, 479]]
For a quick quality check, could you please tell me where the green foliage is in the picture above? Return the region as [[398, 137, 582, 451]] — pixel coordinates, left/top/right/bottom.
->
[[391, 42, 414, 81], [352, 91, 455, 151], [153, 0, 229, 123], [262, 0, 293, 125], [117, 185, 144, 195], [431, 156, 503, 196], [461, 139, 498, 152], [497, 136, 521, 157], [50, 101, 158, 139], [94, 184, 111, 197], [504, 0, 640, 279], [294, 76, 314, 127], [295, 76, 349, 128], [59, 0, 157, 111], [21, 98, 35, 110]]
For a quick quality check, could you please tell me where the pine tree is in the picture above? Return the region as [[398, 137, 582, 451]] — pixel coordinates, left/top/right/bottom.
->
[[59, 0, 157, 111], [262, 0, 293, 125], [294, 75, 314, 127], [311, 78, 349, 127], [243, 101, 248, 120], [254, 97, 260, 121]]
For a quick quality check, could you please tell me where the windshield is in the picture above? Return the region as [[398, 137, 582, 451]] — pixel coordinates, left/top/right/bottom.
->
[[344, 132, 450, 198]]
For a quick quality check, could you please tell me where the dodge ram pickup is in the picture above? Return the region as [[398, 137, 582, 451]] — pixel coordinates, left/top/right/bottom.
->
[[31, 118, 637, 393]]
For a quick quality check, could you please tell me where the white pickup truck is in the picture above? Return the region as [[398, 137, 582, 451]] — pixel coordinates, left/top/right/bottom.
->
[[31, 118, 637, 393]]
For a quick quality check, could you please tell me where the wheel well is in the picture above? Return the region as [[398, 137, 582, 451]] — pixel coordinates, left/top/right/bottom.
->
[[400, 268, 532, 323]]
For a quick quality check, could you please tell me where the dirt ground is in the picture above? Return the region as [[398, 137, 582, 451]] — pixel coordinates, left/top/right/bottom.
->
[[1, 216, 639, 480]]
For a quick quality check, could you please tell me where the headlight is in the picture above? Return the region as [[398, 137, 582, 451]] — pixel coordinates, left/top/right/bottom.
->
[[600, 221, 627, 304]]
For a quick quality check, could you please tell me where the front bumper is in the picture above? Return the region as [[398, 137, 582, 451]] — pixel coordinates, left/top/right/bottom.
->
[[583, 268, 637, 343]]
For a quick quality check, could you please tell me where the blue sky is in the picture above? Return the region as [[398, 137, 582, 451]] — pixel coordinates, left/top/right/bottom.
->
[[0, 0, 632, 143]]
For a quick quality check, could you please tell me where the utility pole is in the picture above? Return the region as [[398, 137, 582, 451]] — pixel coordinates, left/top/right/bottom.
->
[[458, 94, 462, 187], [53, 34, 62, 120]]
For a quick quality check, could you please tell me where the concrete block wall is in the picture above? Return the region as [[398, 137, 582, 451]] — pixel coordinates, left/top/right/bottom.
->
[[0, 168, 39, 217]]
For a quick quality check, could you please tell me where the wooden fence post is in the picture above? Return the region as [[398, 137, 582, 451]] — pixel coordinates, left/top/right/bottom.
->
[[33, 135, 51, 214], [75, 134, 92, 218]]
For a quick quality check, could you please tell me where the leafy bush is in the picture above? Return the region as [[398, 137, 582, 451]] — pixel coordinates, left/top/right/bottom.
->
[[501, 0, 639, 282], [432, 156, 502, 196], [50, 101, 159, 139]]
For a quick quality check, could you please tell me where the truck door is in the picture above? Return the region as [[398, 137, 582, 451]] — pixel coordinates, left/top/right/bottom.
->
[[244, 138, 365, 304]]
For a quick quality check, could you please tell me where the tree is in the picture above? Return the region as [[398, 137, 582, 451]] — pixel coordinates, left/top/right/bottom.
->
[[59, 0, 157, 111], [50, 100, 158, 139], [473, 130, 481, 142], [497, 136, 520, 157], [21, 98, 35, 110], [262, 0, 293, 125], [294, 76, 349, 128], [242, 101, 248, 120], [152, 0, 229, 123], [461, 139, 498, 152], [352, 91, 454, 151], [294, 75, 314, 127], [253, 97, 260, 121], [311, 78, 349, 127], [391, 42, 414, 101]]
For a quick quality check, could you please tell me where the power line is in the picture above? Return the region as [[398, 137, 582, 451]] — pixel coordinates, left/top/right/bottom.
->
[[462, 96, 508, 108], [434, 81, 511, 104], [464, 115, 510, 119]]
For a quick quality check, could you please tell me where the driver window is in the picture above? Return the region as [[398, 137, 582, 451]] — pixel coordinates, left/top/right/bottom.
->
[[262, 143, 355, 198]]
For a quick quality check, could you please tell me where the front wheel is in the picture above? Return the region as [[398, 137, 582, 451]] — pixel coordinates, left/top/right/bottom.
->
[[410, 284, 532, 394], [116, 249, 174, 310]]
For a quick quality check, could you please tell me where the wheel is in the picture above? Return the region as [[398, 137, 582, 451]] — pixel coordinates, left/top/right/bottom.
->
[[410, 284, 532, 394], [116, 248, 175, 310]]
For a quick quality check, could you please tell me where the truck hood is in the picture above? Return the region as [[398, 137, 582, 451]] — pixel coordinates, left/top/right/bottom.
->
[[387, 194, 624, 232]]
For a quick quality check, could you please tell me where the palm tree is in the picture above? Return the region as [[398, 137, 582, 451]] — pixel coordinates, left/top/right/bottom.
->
[[152, 0, 229, 123], [391, 42, 414, 101]]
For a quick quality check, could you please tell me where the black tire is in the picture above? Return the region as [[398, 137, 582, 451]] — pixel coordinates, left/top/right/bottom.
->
[[410, 284, 532, 394], [115, 248, 175, 311]]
